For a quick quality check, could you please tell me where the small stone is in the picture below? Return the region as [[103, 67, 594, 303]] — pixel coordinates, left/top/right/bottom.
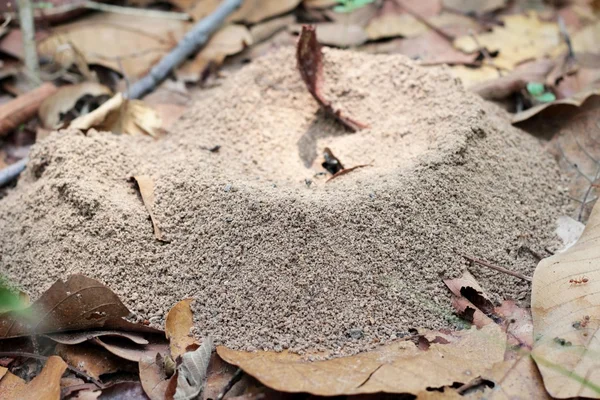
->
[[224, 183, 232, 192], [347, 328, 364, 339]]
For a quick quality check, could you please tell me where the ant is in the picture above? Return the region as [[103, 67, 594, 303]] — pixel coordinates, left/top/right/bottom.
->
[[569, 277, 589, 285], [573, 315, 591, 329]]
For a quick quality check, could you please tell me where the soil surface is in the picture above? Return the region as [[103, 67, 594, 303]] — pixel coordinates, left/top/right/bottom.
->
[[0, 48, 567, 357]]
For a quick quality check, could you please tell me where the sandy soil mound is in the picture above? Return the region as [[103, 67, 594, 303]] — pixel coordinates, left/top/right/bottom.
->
[[0, 48, 566, 356]]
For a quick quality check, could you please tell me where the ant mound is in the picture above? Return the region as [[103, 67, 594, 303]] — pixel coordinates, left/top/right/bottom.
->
[[0, 48, 567, 357]]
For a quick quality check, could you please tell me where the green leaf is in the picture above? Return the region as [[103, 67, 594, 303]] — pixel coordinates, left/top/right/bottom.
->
[[334, 0, 375, 13], [534, 92, 556, 103], [526, 82, 545, 96]]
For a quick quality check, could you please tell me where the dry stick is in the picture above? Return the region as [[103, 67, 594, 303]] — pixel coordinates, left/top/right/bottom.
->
[[0, 351, 105, 389], [217, 368, 243, 400], [16, 0, 40, 83], [127, 0, 243, 99], [0, 82, 58, 137], [0, 0, 242, 187], [460, 254, 532, 282]]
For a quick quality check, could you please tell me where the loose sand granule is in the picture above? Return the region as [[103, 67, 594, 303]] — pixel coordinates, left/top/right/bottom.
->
[[0, 49, 566, 357]]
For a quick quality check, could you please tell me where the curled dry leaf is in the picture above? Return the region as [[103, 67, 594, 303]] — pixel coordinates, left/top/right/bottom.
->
[[139, 353, 177, 400], [0, 275, 129, 338], [166, 299, 199, 361], [531, 202, 600, 398], [174, 338, 214, 400], [297, 25, 368, 132], [38, 83, 112, 130], [55, 342, 136, 380], [218, 324, 505, 396], [47, 330, 149, 345], [454, 11, 562, 71], [133, 175, 165, 242], [70, 93, 162, 137], [0, 355, 67, 399], [94, 335, 169, 363]]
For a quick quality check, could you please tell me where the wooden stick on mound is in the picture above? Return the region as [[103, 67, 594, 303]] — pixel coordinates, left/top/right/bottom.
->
[[296, 25, 368, 132]]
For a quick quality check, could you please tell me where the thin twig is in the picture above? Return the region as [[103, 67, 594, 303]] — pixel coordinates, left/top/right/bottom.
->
[[0, 158, 28, 187], [217, 368, 243, 400], [17, 0, 40, 84], [460, 254, 532, 282], [127, 0, 243, 99], [0, 351, 105, 389]]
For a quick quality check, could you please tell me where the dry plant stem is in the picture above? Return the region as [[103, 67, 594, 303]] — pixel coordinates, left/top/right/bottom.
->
[[217, 368, 243, 400], [460, 254, 532, 282], [127, 0, 242, 100], [16, 0, 40, 83], [0, 351, 105, 388]]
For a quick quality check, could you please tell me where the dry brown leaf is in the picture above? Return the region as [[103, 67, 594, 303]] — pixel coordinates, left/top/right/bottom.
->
[[188, 0, 301, 23], [166, 299, 198, 360], [133, 175, 165, 242], [291, 23, 368, 47], [139, 353, 177, 400], [250, 15, 295, 43], [531, 201, 600, 398], [454, 11, 562, 70], [55, 342, 135, 380], [512, 85, 600, 123], [0, 356, 67, 400], [442, 0, 506, 15], [218, 323, 505, 396], [202, 354, 243, 400], [70, 93, 162, 137], [38, 13, 189, 79], [477, 356, 552, 400], [38, 83, 112, 129], [297, 25, 368, 132], [0, 275, 129, 338], [94, 336, 169, 363], [176, 24, 252, 83], [47, 330, 149, 345]]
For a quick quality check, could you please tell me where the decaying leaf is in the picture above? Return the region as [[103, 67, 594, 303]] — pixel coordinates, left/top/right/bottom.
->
[[133, 175, 165, 242], [139, 353, 177, 400], [55, 342, 136, 380], [218, 324, 504, 396], [531, 202, 600, 398], [0, 275, 129, 338], [0, 356, 67, 399], [188, 0, 301, 23], [454, 11, 562, 71], [94, 336, 169, 363], [297, 25, 368, 132], [202, 354, 244, 400], [70, 93, 162, 137], [165, 299, 199, 361], [38, 82, 112, 129], [174, 337, 214, 400], [38, 13, 189, 79], [176, 24, 252, 83]]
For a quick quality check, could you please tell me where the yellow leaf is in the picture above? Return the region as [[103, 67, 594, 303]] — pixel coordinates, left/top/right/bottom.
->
[[218, 324, 505, 396], [453, 11, 562, 70], [531, 202, 600, 398], [69, 93, 162, 137], [165, 299, 198, 360]]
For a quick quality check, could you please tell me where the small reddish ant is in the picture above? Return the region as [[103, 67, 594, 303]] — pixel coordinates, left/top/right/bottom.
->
[[569, 277, 589, 285]]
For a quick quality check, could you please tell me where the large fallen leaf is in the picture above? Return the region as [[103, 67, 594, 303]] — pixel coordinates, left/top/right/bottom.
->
[[70, 93, 162, 137], [38, 83, 112, 129], [0, 356, 67, 399], [174, 338, 213, 400], [176, 24, 252, 83], [218, 324, 505, 396], [166, 299, 198, 361], [55, 342, 136, 380], [201, 353, 242, 400], [531, 202, 600, 398], [38, 13, 189, 79], [297, 25, 367, 131], [0, 275, 129, 338], [454, 11, 562, 70], [188, 0, 301, 23]]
